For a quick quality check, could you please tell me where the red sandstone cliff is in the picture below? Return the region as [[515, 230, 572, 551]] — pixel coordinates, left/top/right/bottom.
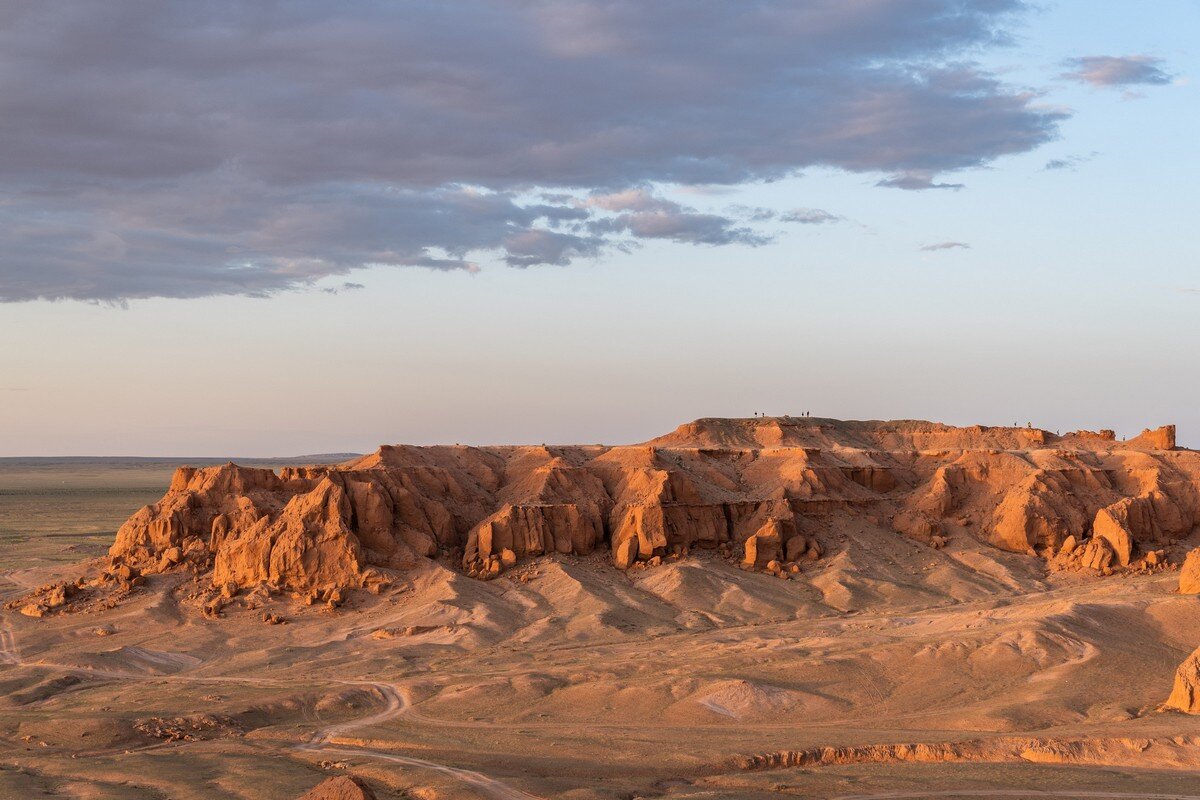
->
[[104, 418, 1197, 595]]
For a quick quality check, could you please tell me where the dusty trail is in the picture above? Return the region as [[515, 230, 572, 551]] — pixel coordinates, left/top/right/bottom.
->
[[0, 618, 544, 800], [0, 619, 19, 665], [297, 679, 544, 799]]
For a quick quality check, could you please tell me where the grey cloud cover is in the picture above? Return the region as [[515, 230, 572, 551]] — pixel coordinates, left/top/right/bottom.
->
[[1062, 55, 1173, 88], [921, 241, 971, 251], [0, 1, 1066, 301]]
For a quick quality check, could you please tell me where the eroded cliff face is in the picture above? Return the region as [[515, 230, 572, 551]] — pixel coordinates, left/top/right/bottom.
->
[[105, 417, 1199, 595]]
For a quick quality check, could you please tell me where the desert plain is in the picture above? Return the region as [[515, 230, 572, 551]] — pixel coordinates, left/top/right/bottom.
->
[[3, 417, 1200, 799]]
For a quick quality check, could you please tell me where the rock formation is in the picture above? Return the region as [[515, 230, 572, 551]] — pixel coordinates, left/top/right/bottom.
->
[[1164, 645, 1200, 714], [1179, 548, 1200, 594], [297, 775, 377, 800], [100, 417, 1198, 597]]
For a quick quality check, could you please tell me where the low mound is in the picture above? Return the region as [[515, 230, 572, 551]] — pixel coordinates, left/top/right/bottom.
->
[[87, 417, 1194, 602], [298, 776, 377, 800], [691, 679, 813, 720]]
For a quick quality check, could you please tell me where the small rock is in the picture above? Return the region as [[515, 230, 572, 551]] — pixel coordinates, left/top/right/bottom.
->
[[1058, 535, 1078, 557]]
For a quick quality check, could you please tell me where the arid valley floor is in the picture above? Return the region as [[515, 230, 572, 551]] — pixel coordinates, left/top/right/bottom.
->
[[3, 418, 1200, 799]]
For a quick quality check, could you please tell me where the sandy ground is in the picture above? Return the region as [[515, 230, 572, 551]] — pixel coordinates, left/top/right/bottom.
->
[[3, 512, 1200, 799]]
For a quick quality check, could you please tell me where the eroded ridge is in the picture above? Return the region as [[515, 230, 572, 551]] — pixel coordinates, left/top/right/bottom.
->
[[23, 418, 1200, 612]]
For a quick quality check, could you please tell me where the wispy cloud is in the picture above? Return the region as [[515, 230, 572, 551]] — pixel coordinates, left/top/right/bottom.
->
[[921, 241, 971, 252], [877, 172, 965, 191], [0, 1, 1065, 301], [319, 281, 366, 295], [1043, 152, 1098, 171], [585, 188, 769, 247], [1062, 55, 1173, 88], [780, 208, 842, 225]]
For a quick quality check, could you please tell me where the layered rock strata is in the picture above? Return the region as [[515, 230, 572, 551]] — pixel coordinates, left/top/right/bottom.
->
[[104, 418, 1197, 593]]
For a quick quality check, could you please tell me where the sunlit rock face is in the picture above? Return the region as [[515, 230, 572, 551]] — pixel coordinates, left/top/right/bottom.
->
[[108, 418, 1196, 592]]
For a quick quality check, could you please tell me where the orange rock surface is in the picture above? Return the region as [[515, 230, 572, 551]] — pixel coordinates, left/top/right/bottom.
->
[[297, 775, 377, 800], [107, 417, 1197, 593], [1180, 547, 1200, 594], [1164, 645, 1200, 714]]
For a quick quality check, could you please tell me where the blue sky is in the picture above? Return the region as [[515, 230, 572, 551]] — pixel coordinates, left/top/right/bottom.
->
[[1, 1, 1196, 455]]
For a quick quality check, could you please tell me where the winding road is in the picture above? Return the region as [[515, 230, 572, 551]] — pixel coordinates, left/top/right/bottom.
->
[[0, 617, 543, 799]]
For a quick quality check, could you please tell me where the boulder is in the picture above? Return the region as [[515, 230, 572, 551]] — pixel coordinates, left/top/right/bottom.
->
[[1058, 535, 1078, 557], [784, 535, 809, 563], [1180, 548, 1200, 594], [1092, 505, 1135, 566], [1078, 537, 1115, 572], [1164, 645, 1200, 714], [743, 518, 787, 570], [613, 534, 639, 570], [44, 584, 70, 609], [157, 546, 185, 571], [805, 537, 823, 560]]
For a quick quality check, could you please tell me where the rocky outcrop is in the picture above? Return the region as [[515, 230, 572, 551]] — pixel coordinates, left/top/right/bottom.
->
[[100, 417, 1198, 599], [1164, 646, 1200, 714], [736, 734, 1200, 772], [742, 518, 791, 569], [989, 471, 1090, 554], [1181, 548, 1200, 594]]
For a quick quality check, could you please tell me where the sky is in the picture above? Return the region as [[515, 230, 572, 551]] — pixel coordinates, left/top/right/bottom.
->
[[1, 0, 1197, 456]]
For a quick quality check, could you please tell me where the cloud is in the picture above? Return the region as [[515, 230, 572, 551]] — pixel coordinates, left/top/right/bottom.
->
[[320, 281, 365, 295], [921, 241, 971, 251], [503, 229, 604, 267], [1062, 56, 1173, 88], [0, 1, 1066, 301], [780, 208, 842, 225], [1043, 152, 1098, 171], [877, 172, 965, 191], [584, 188, 767, 246]]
